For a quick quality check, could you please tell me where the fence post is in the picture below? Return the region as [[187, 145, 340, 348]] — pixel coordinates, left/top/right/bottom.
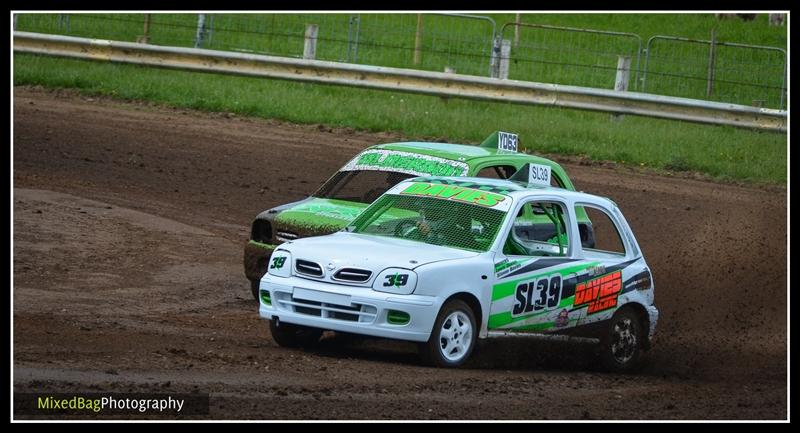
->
[[353, 16, 360, 63], [194, 14, 207, 48], [611, 55, 632, 121], [769, 13, 786, 26], [706, 28, 717, 98], [414, 14, 423, 65], [57, 14, 70, 32], [514, 14, 521, 48], [346, 15, 358, 62], [304, 24, 319, 60], [499, 39, 511, 79], [13, 13, 17, 30], [490, 36, 501, 78], [780, 56, 786, 110], [137, 14, 151, 44]]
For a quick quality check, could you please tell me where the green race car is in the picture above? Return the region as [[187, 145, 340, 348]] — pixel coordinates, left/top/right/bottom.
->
[[244, 131, 594, 299]]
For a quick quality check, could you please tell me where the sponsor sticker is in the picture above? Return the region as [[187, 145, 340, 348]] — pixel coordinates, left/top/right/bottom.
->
[[573, 271, 622, 314], [341, 149, 469, 177], [494, 258, 524, 278], [394, 182, 513, 211], [554, 309, 570, 328]]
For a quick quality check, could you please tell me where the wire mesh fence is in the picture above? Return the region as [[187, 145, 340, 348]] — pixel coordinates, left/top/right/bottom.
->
[[14, 13, 787, 109], [642, 36, 786, 109], [499, 23, 643, 91]]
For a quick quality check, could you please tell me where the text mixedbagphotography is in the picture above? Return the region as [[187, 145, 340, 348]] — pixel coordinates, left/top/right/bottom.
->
[[15, 393, 210, 415]]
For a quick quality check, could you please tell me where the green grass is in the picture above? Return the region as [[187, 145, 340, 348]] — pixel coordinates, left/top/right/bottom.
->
[[14, 53, 786, 184], [15, 13, 788, 108]]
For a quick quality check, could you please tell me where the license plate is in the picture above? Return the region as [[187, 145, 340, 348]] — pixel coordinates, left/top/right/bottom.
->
[[293, 287, 352, 306]]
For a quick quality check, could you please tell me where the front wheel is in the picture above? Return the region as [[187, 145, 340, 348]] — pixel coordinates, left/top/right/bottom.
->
[[599, 308, 645, 373], [420, 299, 477, 368], [269, 320, 323, 349]]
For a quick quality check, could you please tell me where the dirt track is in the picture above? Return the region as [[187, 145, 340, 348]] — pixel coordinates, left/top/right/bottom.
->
[[13, 86, 787, 420]]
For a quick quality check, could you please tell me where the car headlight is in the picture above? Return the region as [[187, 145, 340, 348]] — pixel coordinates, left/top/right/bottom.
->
[[267, 250, 291, 278], [373, 268, 417, 295]]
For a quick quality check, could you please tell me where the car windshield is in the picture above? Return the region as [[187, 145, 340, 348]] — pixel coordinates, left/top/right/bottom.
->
[[314, 170, 416, 204], [346, 187, 509, 252]]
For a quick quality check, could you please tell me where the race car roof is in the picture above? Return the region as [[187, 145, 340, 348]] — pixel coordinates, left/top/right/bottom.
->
[[406, 176, 611, 205], [371, 141, 557, 166]]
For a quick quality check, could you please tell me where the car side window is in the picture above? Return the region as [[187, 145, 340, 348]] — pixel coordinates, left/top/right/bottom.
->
[[503, 201, 569, 257], [575, 204, 626, 257], [475, 165, 517, 179], [550, 172, 566, 188]]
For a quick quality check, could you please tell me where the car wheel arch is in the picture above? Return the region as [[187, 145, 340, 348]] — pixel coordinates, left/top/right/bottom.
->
[[441, 292, 483, 334]]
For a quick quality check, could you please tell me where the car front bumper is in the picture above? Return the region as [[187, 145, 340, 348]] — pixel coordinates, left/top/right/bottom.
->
[[258, 274, 440, 343]]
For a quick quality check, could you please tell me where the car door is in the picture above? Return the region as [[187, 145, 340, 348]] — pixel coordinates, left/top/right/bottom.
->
[[487, 197, 588, 333], [569, 201, 647, 328]]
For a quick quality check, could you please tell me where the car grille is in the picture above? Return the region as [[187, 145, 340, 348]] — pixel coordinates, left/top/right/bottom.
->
[[273, 292, 377, 323], [276, 230, 299, 242], [295, 259, 323, 277], [332, 268, 372, 283]]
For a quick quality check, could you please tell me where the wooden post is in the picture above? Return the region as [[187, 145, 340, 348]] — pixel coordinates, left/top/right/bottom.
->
[[303, 24, 319, 60], [414, 14, 423, 65], [612, 55, 632, 121], [706, 28, 717, 98], [13, 13, 18, 30], [514, 13, 521, 48], [137, 14, 151, 44], [499, 39, 511, 80]]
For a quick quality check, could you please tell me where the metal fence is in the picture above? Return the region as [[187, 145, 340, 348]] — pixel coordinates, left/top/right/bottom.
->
[[498, 22, 643, 91], [14, 13, 787, 110], [642, 35, 787, 109]]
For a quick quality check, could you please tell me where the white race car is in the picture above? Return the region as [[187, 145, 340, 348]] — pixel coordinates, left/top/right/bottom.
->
[[258, 165, 658, 371]]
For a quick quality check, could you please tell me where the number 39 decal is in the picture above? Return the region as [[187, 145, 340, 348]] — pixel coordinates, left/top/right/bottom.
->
[[512, 274, 562, 316], [270, 256, 287, 269], [383, 273, 409, 287]]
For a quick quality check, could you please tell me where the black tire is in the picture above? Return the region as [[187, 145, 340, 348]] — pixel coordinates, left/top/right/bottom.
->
[[250, 280, 260, 300], [599, 308, 645, 373], [420, 299, 477, 368], [269, 320, 323, 349]]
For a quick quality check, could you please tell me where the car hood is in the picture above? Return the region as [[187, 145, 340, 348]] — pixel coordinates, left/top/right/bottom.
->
[[280, 231, 480, 272], [272, 198, 368, 239]]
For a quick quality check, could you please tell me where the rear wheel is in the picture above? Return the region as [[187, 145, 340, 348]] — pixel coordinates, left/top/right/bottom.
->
[[599, 308, 644, 373], [269, 320, 323, 348], [420, 299, 477, 368]]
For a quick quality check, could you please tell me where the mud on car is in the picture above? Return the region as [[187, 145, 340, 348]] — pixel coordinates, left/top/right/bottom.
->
[[245, 131, 595, 299], [258, 173, 658, 371]]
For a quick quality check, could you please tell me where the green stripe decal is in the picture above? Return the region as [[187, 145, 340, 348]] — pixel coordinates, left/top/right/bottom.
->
[[490, 261, 598, 301], [488, 296, 575, 329]]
